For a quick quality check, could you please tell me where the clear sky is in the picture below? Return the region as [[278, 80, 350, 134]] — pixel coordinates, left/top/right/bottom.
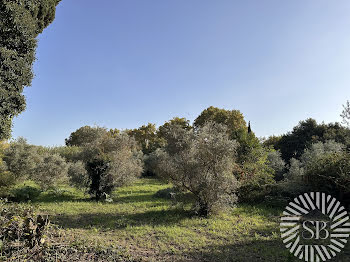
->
[[12, 0, 350, 146]]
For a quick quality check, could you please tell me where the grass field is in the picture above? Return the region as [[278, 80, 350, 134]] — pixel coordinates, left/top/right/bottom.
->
[[18, 178, 350, 262]]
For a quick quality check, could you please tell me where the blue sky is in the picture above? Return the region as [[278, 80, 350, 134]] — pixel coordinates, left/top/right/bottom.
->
[[12, 0, 350, 146]]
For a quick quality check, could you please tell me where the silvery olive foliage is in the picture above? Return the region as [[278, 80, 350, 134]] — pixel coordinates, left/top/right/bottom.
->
[[284, 158, 304, 181], [67, 161, 88, 190], [266, 150, 286, 181], [153, 122, 240, 216], [285, 140, 344, 180], [79, 132, 144, 200], [33, 153, 69, 190], [278, 158, 307, 196], [2, 138, 69, 191], [305, 152, 350, 203], [300, 140, 344, 164], [3, 137, 40, 180], [280, 140, 346, 196], [1, 130, 143, 198]]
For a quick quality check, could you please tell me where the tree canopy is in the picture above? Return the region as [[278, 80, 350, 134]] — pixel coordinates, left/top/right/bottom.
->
[[65, 126, 108, 147], [194, 106, 260, 163], [194, 106, 246, 135], [126, 123, 160, 154], [276, 118, 350, 162], [0, 0, 60, 139]]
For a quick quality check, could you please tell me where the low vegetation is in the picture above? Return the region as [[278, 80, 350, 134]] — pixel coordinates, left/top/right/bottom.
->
[[0, 105, 350, 261], [0, 178, 348, 261]]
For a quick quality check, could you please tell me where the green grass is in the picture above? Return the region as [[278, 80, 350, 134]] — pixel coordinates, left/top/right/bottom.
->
[[16, 178, 350, 262]]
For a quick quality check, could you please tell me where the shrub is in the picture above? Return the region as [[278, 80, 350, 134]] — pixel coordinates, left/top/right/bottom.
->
[[154, 122, 240, 216], [276, 119, 350, 162], [10, 185, 42, 202], [0, 201, 129, 261], [33, 153, 69, 191], [3, 138, 40, 181], [65, 126, 108, 147], [234, 147, 275, 203], [67, 161, 88, 190], [45, 146, 83, 162], [0, 201, 49, 249], [277, 140, 348, 199], [86, 158, 112, 200], [276, 158, 309, 198], [2, 139, 72, 192], [305, 152, 350, 204], [0, 169, 15, 198], [266, 150, 286, 181], [300, 140, 344, 163], [154, 187, 179, 199], [143, 153, 159, 177]]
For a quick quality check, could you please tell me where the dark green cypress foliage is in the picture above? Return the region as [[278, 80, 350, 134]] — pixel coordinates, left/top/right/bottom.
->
[[0, 0, 61, 139]]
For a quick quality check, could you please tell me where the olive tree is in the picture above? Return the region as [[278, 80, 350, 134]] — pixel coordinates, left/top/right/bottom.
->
[[305, 152, 350, 203], [266, 150, 286, 181], [194, 106, 260, 164], [3, 138, 70, 191], [46, 146, 83, 162], [3, 138, 40, 181], [280, 140, 346, 197], [65, 126, 108, 147], [67, 161, 88, 190], [300, 140, 344, 164], [79, 132, 144, 200], [33, 153, 69, 190], [154, 122, 240, 216]]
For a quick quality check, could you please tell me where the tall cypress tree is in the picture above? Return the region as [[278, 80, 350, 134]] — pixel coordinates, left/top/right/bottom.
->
[[247, 121, 251, 133], [0, 0, 61, 139]]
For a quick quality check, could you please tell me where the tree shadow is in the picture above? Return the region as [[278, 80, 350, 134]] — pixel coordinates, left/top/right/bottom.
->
[[33, 193, 90, 203], [182, 239, 294, 262], [51, 208, 192, 229], [113, 194, 168, 203], [182, 234, 350, 262]]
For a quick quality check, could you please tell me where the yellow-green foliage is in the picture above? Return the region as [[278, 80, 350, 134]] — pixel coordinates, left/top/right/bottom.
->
[[0, 141, 15, 194]]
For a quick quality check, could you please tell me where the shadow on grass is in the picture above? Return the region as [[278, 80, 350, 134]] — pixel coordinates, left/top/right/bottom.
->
[[35, 191, 159, 204], [51, 208, 192, 229], [233, 203, 284, 219], [113, 194, 167, 203], [117, 189, 156, 195], [181, 234, 350, 262], [183, 238, 350, 262], [34, 193, 90, 203], [182, 239, 293, 262]]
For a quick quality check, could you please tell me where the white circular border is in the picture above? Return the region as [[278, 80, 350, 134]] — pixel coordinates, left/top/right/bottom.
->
[[280, 192, 350, 262]]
